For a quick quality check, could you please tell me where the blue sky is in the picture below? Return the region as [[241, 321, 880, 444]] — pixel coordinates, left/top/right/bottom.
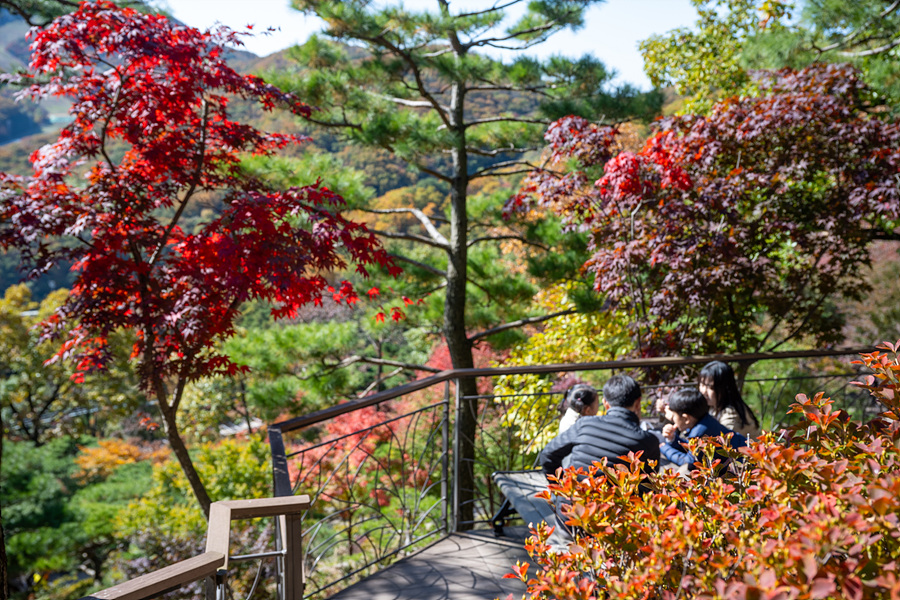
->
[[160, 0, 698, 90]]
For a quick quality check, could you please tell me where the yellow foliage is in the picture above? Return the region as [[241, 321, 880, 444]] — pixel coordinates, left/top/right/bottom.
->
[[119, 437, 272, 537], [493, 283, 632, 446], [75, 439, 166, 483]]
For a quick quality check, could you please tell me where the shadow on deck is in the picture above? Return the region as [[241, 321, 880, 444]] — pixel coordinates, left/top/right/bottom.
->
[[326, 527, 533, 600]]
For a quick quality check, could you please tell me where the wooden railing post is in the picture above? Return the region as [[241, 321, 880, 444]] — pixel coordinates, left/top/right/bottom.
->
[[281, 513, 304, 600]]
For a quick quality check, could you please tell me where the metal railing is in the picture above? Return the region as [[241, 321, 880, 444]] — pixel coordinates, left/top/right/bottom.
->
[[80, 496, 309, 600], [267, 346, 876, 599]]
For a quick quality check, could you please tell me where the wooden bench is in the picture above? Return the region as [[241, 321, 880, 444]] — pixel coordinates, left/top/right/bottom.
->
[[491, 469, 556, 537]]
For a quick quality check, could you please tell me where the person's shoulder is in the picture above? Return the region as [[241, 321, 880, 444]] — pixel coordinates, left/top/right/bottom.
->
[[688, 414, 719, 437]]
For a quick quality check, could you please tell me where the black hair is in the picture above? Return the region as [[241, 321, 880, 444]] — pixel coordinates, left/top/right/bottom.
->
[[667, 388, 709, 420], [699, 361, 757, 428], [562, 383, 598, 415], [602, 375, 642, 408]]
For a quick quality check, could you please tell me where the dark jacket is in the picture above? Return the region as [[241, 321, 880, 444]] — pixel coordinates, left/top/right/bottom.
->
[[540, 407, 661, 478], [661, 413, 747, 467]]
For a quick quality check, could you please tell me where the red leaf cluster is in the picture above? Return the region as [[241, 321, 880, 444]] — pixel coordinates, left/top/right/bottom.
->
[[0, 2, 399, 387], [514, 344, 900, 600], [517, 64, 900, 355]]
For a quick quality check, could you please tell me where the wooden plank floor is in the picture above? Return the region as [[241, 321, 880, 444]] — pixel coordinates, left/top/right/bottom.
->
[[326, 527, 533, 600]]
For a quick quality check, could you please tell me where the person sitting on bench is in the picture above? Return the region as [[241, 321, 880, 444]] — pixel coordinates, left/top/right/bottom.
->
[[540, 375, 661, 479], [538, 375, 661, 548], [557, 383, 599, 433], [661, 388, 747, 468]]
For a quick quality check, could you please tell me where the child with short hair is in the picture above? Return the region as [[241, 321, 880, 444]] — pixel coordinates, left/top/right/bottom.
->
[[661, 388, 747, 467]]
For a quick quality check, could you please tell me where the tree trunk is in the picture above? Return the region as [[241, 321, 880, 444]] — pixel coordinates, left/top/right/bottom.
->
[[445, 78, 478, 530], [155, 379, 213, 518]]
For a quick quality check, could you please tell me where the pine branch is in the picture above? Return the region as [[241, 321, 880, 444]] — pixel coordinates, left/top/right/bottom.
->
[[469, 308, 578, 342], [340, 355, 442, 373], [816, 0, 900, 53], [389, 253, 447, 277]]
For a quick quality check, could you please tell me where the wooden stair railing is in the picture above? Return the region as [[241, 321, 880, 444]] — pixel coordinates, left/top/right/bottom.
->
[[80, 495, 311, 600]]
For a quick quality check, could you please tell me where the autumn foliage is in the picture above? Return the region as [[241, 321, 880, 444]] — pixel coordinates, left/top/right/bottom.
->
[[0, 1, 399, 513], [512, 64, 900, 356], [509, 343, 900, 599]]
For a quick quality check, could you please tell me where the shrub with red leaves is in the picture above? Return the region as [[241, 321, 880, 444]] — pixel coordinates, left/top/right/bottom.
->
[[508, 342, 900, 600]]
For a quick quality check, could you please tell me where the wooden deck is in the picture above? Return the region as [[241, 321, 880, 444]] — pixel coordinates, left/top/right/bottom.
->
[[326, 527, 533, 600]]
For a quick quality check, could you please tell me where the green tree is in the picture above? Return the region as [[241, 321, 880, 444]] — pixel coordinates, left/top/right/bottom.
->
[[118, 438, 273, 599], [0, 436, 153, 599], [0, 285, 143, 446], [641, 0, 900, 112], [274, 0, 661, 525]]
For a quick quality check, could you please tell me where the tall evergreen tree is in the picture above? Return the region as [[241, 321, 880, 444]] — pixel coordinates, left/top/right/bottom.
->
[[276, 0, 661, 526]]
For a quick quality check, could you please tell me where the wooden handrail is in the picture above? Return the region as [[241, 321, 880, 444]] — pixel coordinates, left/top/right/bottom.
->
[[83, 553, 225, 600], [80, 495, 311, 600], [268, 346, 874, 434]]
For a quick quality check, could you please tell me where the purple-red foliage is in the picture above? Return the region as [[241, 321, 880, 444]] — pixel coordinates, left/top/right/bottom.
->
[[515, 64, 900, 356], [0, 1, 400, 386]]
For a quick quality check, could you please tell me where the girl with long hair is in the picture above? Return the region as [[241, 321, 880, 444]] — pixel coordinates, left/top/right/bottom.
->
[[698, 361, 761, 438]]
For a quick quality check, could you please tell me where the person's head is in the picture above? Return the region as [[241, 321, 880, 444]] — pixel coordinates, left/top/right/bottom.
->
[[667, 388, 709, 432], [602, 375, 642, 414], [699, 361, 754, 426], [565, 383, 599, 416]]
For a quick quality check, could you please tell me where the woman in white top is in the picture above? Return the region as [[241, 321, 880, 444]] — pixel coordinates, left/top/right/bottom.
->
[[698, 361, 761, 438], [557, 383, 599, 433]]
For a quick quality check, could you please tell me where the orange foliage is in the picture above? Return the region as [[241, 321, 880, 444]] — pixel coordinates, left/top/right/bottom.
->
[[75, 439, 168, 483]]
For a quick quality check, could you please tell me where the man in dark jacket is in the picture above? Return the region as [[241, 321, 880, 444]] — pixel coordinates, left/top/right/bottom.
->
[[540, 375, 661, 479], [538, 375, 660, 550]]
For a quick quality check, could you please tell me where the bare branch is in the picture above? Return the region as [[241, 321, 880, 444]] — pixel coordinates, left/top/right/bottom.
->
[[376, 93, 451, 112], [411, 161, 453, 182], [370, 228, 451, 250], [355, 33, 453, 129], [362, 208, 449, 223], [453, 0, 528, 19], [467, 234, 549, 250], [151, 98, 209, 266], [341, 354, 442, 373], [839, 35, 900, 57], [303, 115, 364, 130], [464, 21, 558, 51], [465, 116, 551, 129], [356, 367, 404, 398], [467, 145, 540, 157], [471, 168, 537, 179], [470, 158, 542, 178], [360, 207, 449, 245], [389, 253, 447, 277], [420, 47, 456, 59], [469, 309, 579, 342], [466, 83, 551, 95], [466, 277, 499, 305]]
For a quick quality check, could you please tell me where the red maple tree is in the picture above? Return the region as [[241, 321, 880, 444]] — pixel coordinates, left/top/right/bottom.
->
[[512, 64, 900, 357], [0, 1, 399, 515]]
